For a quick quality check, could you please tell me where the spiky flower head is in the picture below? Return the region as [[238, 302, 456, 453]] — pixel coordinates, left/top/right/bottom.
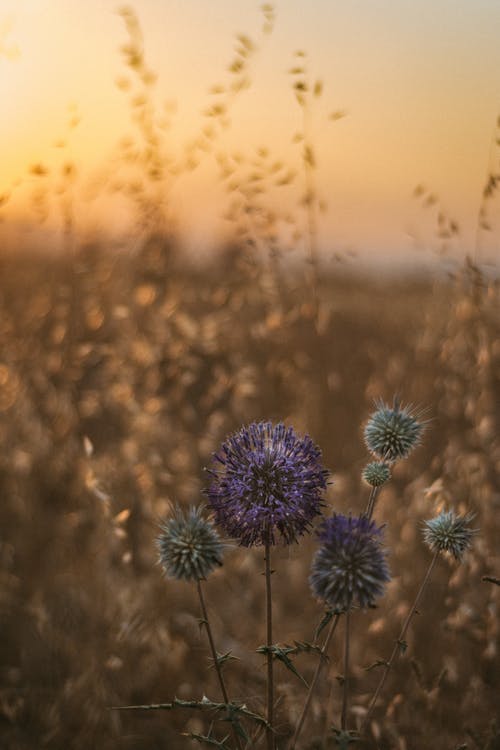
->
[[364, 398, 424, 463], [206, 421, 328, 547], [310, 514, 390, 610], [362, 461, 391, 487], [423, 510, 476, 561], [157, 505, 224, 582]]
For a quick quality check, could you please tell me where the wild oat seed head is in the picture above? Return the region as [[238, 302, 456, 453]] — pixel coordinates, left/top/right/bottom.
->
[[309, 514, 390, 611], [362, 461, 391, 487], [423, 510, 476, 561], [157, 505, 224, 582], [206, 421, 328, 547], [364, 398, 424, 463]]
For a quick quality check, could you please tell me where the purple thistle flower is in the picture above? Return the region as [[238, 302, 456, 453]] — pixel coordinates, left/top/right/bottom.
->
[[310, 514, 390, 610], [206, 421, 328, 547]]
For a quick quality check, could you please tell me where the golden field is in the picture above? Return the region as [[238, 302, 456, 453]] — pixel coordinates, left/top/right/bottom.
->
[[0, 240, 498, 749]]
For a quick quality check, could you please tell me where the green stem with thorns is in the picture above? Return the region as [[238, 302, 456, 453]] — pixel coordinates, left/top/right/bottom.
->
[[341, 607, 351, 731], [264, 540, 275, 750], [363, 550, 439, 733], [197, 580, 244, 750], [290, 613, 341, 749]]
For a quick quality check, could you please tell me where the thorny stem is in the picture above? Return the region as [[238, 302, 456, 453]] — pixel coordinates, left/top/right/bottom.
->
[[364, 486, 379, 521], [290, 613, 341, 749], [362, 549, 440, 732], [197, 580, 243, 750], [264, 540, 275, 750], [341, 608, 351, 731]]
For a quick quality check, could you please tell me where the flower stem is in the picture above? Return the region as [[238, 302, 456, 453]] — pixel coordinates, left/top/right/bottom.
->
[[196, 580, 243, 750], [365, 486, 379, 521], [264, 540, 275, 750], [362, 549, 440, 732], [341, 607, 351, 731], [290, 613, 340, 749]]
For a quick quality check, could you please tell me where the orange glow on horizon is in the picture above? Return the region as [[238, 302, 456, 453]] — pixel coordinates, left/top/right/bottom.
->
[[1, 1, 500, 262]]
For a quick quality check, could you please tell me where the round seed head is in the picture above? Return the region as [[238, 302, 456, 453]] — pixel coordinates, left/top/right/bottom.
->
[[423, 510, 477, 561], [157, 505, 224, 581], [206, 421, 328, 547], [362, 461, 391, 487], [309, 514, 391, 611], [364, 398, 424, 463]]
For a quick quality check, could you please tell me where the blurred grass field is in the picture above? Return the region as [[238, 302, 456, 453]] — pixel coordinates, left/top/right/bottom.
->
[[0, 238, 498, 749], [1, 4, 500, 747]]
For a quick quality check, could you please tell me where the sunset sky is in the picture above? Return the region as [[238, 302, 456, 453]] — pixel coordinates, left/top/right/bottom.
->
[[1, 0, 500, 262]]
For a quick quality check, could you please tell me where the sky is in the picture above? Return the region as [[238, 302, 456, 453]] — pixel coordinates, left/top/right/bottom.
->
[[1, 0, 500, 263]]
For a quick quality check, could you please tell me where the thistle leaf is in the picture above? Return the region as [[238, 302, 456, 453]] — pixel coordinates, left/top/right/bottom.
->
[[184, 731, 231, 749], [316, 609, 339, 639], [332, 728, 359, 748], [209, 650, 240, 670], [364, 659, 389, 671], [482, 576, 500, 586], [292, 640, 322, 656], [110, 697, 269, 729], [225, 707, 250, 742], [256, 644, 308, 686]]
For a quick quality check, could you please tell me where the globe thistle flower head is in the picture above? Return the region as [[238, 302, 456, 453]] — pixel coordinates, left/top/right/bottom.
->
[[310, 514, 390, 611], [423, 510, 477, 561], [362, 461, 391, 487], [206, 421, 328, 547], [157, 505, 224, 582], [364, 397, 425, 463]]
